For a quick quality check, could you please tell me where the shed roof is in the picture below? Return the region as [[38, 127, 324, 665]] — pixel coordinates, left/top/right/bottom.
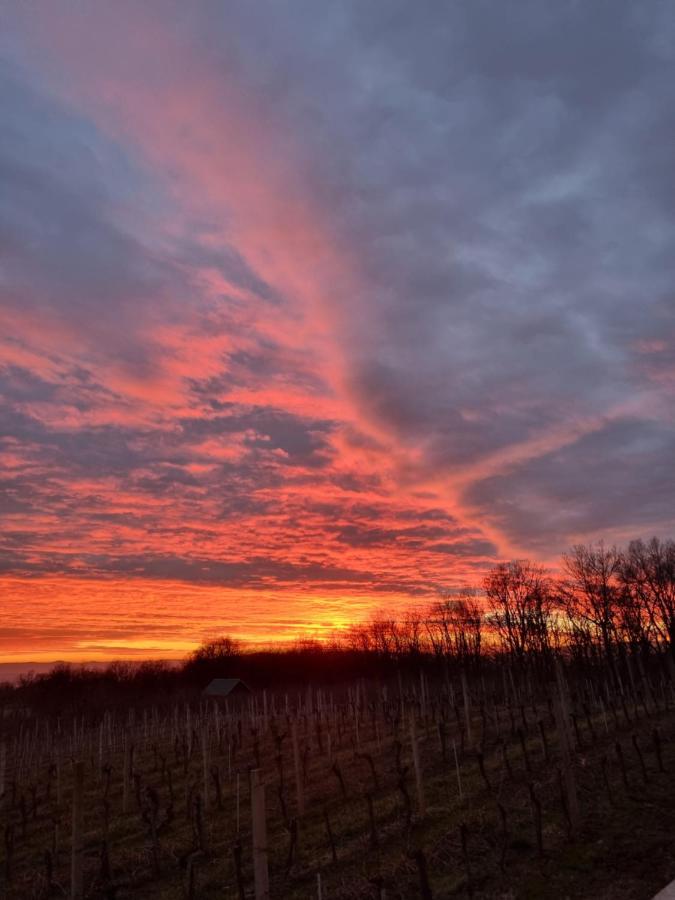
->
[[203, 677, 250, 697]]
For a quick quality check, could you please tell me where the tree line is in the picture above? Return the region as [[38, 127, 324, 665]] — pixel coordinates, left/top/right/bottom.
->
[[346, 537, 675, 676], [7, 537, 675, 715]]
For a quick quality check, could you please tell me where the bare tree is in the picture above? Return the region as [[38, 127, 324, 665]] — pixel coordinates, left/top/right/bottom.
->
[[427, 590, 483, 666], [560, 543, 622, 679], [484, 561, 553, 666], [621, 537, 675, 658]]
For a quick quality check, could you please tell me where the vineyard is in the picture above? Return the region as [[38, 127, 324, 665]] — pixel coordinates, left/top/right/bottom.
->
[[1, 656, 675, 899]]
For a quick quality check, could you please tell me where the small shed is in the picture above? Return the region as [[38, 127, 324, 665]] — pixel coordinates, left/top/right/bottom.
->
[[203, 678, 251, 700]]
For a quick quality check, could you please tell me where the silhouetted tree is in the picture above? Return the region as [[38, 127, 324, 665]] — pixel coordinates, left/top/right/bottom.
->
[[427, 590, 483, 667], [621, 537, 675, 658], [183, 636, 241, 683], [484, 561, 553, 666], [559, 543, 623, 681]]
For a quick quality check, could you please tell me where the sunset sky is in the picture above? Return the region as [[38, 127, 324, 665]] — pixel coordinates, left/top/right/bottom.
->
[[2, 2, 675, 665]]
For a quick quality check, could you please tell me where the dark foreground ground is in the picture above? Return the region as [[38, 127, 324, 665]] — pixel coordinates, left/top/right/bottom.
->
[[1, 668, 674, 898]]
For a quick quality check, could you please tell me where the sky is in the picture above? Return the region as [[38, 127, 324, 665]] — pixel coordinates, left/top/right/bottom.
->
[[1, 1, 675, 664]]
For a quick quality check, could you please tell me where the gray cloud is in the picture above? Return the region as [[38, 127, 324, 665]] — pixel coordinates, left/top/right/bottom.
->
[[179, 408, 336, 468], [199, 0, 675, 546], [464, 418, 675, 551], [0, 546, 429, 595]]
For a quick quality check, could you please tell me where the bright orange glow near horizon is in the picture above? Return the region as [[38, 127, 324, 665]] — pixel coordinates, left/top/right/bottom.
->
[[2, 4, 675, 673], [0, 577, 435, 666]]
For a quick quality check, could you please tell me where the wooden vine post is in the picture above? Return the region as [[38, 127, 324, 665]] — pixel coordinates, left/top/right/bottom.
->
[[0, 741, 5, 798], [461, 671, 473, 747], [553, 661, 580, 829], [292, 718, 304, 815], [71, 760, 84, 900], [251, 769, 270, 900], [122, 730, 131, 813], [410, 716, 426, 817], [202, 734, 209, 814]]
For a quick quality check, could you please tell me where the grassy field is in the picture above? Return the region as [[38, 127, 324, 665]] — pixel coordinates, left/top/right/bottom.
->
[[1, 663, 674, 899]]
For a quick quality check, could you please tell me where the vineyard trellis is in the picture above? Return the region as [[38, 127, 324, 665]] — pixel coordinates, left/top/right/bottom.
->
[[1, 650, 675, 898]]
